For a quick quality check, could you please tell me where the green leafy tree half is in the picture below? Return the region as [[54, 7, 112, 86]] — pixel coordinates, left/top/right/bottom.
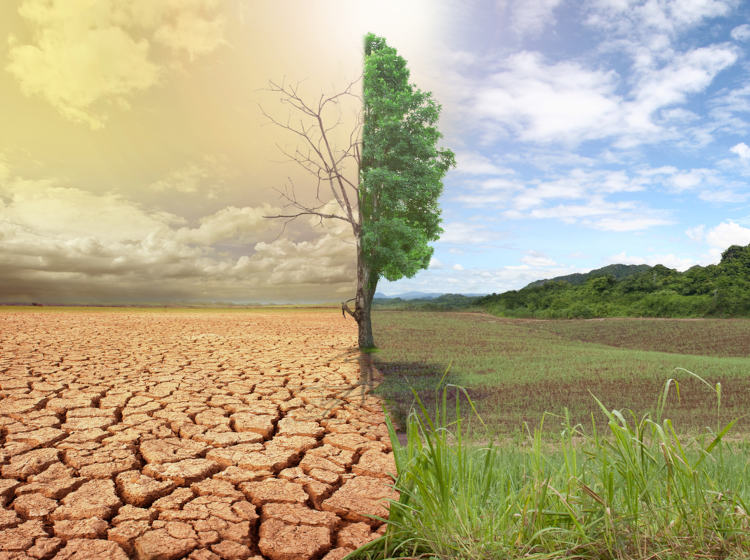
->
[[262, 33, 454, 349], [353, 33, 455, 347]]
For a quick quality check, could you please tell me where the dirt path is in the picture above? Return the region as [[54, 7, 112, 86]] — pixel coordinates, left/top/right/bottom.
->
[[0, 310, 397, 560]]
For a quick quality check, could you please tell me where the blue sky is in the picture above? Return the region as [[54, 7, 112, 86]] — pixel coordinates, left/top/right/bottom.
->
[[2, 0, 750, 304], [380, 0, 750, 295]]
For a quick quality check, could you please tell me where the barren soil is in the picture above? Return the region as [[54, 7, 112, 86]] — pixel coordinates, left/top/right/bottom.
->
[[0, 309, 397, 560]]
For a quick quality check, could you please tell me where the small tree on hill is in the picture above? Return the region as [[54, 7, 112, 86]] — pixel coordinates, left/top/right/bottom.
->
[[263, 33, 455, 349]]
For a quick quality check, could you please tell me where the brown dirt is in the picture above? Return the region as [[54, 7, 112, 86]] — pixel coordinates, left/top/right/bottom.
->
[[0, 310, 398, 560]]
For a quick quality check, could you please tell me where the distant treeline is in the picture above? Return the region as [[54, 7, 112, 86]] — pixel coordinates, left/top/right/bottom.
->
[[373, 243, 750, 318], [373, 292, 482, 311], [478, 243, 750, 318]]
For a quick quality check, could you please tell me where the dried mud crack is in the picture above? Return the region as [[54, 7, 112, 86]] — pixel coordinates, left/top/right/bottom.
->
[[0, 310, 398, 560]]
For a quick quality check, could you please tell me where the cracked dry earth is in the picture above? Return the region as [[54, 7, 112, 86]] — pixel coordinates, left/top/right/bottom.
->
[[0, 310, 398, 560]]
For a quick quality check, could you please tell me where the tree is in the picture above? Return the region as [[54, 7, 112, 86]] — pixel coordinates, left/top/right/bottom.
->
[[263, 33, 455, 348]]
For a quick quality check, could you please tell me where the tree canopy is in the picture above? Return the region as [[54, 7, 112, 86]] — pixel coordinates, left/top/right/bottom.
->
[[360, 33, 455, 287]]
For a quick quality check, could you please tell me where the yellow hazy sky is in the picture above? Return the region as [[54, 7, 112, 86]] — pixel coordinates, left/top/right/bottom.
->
[[0, 0, 460, 303]]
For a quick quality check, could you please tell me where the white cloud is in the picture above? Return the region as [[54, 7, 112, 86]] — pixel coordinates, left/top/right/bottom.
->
[[462, 40, 736, 148], [631, 45, 737, 121], [479, 178, 522, 191], [592, 215, 673, 231], [685, 224, 705, 241], [0, 156, 10, 182], [438, 222, 506, 245], [730, 23, 750, 41], [526, 201, 629, 221], [507, 0, 562, 36], [428, 257, 444, 269], [705, 220, 750, 251], [7, 25, 159, 129], [473, 51, 622, 144], [454, 151, 514, 176], [707, 83, 750, 137], [513, 177, 586, 210], [454, 164, 678, 232], [244, 235, 354, 286], [175, 205, 280, 246], [6, 0, 227, 129], [586, 0, 735, 43], [698, 188, 749, 203], [0, 180, 179, 243], [730, 142, 750, 159], [508, 168, 647, 211], [666, 168, 713, 191], [513, 198, 673, 231], [452, 263, 464, 271], [150, 157, 232, 197], [521, 250, 556, 266], [153, 8, 226, 60], [454, 192, 515, 207], [571, 1, 740, 149], [0, 167, 356, 303], [607, 251, 697, 271], [636, 166, 747, 202]]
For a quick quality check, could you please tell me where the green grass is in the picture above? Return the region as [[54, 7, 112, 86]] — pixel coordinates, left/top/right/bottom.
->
[[371, 311, 750, 437], [350, 372, 750, 560], [357, 310, 750, 558]]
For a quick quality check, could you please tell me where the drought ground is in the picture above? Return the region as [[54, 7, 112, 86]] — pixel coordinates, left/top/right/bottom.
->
[[0, 308, 396, 560]]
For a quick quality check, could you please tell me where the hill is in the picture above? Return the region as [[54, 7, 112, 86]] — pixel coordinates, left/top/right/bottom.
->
[[373, 292, 484, 311], [477, 243, 750, 318], [525, 264, 651, 288], [374, 291, 442, 300], [374, 291, 486, 300]]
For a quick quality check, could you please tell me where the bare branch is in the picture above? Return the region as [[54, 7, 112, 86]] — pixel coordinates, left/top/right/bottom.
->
[[265, 178, 354, 228], [264, 211, 352, 222], [341, 298, 357, 319], [260, 75, 363, 238], [319, 76, 363, 112]]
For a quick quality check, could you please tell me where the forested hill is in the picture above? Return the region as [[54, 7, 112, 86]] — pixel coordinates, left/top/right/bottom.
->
[[524, 263, 651, 288], [477, 243, 750, 318]]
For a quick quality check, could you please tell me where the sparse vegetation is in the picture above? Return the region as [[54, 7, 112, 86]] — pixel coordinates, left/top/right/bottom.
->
[[371, 311, 750, 436]]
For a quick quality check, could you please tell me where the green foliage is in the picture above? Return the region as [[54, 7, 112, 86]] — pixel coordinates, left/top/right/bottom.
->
[[361, 33, 455, 287], [349, 371, 750, 560], [479, 243, 750, 318]]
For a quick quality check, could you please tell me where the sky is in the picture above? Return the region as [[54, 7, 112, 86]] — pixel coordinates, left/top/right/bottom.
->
[[1, 0, 750, 304]]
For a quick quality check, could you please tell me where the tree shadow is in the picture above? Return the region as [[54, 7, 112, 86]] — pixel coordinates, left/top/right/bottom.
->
[[369, 357, 465, 434]]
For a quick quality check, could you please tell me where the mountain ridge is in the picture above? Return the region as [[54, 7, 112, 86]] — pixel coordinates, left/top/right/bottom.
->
[[524, 263, 652, 289], [477, 243, 750, 318]]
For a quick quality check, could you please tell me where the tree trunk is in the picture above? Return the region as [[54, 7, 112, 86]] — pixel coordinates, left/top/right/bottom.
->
[[354, 243, 377, 349]]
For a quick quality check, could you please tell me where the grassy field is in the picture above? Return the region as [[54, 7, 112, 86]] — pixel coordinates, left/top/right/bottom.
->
[[361, 310, 750, 560], [370, 310, 750, 437], [356, 379, 750, 560], [525, 317, 750, 357]]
